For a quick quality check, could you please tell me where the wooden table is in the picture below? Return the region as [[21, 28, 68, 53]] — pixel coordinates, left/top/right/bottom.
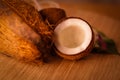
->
[[0, 2, 120, 80]]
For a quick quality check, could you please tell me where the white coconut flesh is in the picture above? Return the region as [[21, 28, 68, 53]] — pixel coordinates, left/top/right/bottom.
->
[[54, 18, 93, 55]]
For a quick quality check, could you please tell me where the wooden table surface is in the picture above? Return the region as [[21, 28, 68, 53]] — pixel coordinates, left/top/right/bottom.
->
[[0, 2, 120, 80]]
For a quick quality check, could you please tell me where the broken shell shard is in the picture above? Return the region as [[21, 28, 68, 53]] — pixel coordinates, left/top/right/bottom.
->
[[54, 17, 94, 60], [39, 8, 66, 29]]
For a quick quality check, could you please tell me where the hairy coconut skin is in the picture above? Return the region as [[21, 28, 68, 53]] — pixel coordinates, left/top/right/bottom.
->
[[0, 0, 41, 61], [54, 17, 95, 60], [0, 0, 53, 61], [0, 24, 41, 61], [39, 8, 66, 29]]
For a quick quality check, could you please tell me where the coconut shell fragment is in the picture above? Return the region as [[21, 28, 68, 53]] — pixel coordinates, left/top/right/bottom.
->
[[39, 8, 66, 29]]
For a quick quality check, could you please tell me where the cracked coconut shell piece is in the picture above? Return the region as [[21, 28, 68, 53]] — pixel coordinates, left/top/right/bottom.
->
[[39, 8, 66, 29]]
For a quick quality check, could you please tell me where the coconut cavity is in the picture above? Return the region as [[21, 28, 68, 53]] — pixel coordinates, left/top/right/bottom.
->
[[54, 18, 93, 55]]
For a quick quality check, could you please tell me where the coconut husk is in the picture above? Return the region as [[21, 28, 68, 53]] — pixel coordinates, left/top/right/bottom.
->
[[0, 24, 41, 61], [0, 0, 41, 61], [1, 0, 53, 62], [39, 8, 66, 29]]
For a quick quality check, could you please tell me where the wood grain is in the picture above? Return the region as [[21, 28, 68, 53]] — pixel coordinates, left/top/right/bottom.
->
[[0, 53, 120, 80], [0, 2, 120, 80]]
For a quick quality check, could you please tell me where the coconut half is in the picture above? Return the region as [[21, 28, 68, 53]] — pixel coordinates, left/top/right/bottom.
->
[[54, 17, 94, 60]]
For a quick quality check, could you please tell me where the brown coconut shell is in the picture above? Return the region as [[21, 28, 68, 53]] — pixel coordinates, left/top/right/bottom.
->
[[1, 0, 53, 61], [39, 8, 66, 29], [54, 17, 95, 60]]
